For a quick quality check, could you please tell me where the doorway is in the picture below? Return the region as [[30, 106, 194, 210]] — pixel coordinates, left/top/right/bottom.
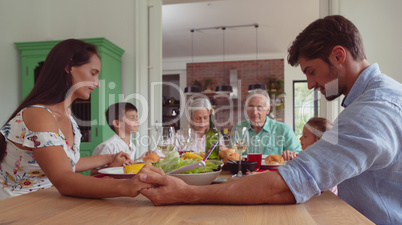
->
[[162, 74, 181, 130]]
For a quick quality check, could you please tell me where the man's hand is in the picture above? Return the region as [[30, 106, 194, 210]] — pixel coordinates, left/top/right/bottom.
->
[[124, 164, 161, 197], [138, 164, 192, 205]]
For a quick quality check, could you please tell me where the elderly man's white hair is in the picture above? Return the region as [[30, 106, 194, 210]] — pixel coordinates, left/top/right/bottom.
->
[[182, 97, 212, 130], [245, 89, 270, 107]]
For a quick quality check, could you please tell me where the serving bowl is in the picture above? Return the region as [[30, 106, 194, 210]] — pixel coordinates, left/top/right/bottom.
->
[[227, 161, 257, 174], [170, 170, 222, 186]]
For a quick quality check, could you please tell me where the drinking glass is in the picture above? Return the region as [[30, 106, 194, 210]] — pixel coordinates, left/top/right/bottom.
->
[[176, 128, 195, 154], [247, 136, 262, 170], [157, 126, 176, 157], [230, 126, 249, 177]]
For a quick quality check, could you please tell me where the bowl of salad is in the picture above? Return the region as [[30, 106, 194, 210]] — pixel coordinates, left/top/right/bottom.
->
[[154, 151, 223, 186], [170, 170, 221, 186]]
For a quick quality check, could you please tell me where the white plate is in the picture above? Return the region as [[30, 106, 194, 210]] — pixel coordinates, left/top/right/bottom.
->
[[260, 160, 287, 170], [98, 167, 135, 179], [243, 155, 286, 170], [261, 160, 288, 165]]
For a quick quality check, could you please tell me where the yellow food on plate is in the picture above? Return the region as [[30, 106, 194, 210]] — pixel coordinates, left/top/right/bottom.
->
[[123, 163, 151, 174], [183, 152, 203, 161], [265, 154, 284, 165], [197, 151, 206, 158]]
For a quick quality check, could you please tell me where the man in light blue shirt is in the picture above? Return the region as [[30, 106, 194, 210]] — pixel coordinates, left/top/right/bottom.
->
[[279, 16, 402, 224], [234, 90, 301, 156], [139, 15, 401, 225]]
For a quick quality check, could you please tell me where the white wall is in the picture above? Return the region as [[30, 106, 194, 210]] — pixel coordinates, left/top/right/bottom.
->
[[316, 0, 402, 122], [0, 0, 137, 124], [338, 0, 402, 83], [1, 0, 400, 134]]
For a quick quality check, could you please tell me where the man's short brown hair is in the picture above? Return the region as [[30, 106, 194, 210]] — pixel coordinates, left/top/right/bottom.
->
[[287, 15, 366, 67]]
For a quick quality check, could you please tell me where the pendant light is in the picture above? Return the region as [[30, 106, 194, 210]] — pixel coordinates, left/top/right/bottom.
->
[[184, 29, 201, 94], [248, 24, 266, 92], [188, 24, 258, 95], [215, 27, 233, 94]]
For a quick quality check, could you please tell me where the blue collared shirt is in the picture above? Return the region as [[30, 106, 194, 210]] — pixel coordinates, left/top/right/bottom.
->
[[278, 63, 402, 225], [234, 116, 301, 155]]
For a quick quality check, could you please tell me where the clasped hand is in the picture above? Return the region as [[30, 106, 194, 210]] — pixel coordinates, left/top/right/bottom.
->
[[281, 150, 298, 161], [134, 164, 189, 205], [108, 151, 133, 167]]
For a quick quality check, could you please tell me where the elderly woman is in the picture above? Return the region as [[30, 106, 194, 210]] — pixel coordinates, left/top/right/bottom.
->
[[177, 98, 226, 153]]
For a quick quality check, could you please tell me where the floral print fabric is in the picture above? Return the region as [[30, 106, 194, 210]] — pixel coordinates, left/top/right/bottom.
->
[[0, 105, 81, 199]]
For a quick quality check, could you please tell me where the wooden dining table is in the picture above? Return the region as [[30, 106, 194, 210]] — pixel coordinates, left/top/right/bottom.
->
[[0, 171, 374, 225]]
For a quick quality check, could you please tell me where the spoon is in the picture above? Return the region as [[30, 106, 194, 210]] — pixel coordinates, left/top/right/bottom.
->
[[167, 140, 219, 174]]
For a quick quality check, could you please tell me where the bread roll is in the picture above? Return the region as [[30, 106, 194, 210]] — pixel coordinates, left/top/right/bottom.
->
[[219, 148, 235, 159], [265, 154, 284, 165], [222, 152, 242, 164], [143, 151, 160, 163]]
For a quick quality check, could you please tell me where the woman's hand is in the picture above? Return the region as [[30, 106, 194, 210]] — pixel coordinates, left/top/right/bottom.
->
[[108, 151, 133, 167], [281, 150, 298, 161], [138, 164, 193, 205], [125, 164, 165, 197]]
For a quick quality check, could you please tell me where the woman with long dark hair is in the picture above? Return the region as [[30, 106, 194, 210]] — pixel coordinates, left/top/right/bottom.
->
[[0, 39, 151, 199]]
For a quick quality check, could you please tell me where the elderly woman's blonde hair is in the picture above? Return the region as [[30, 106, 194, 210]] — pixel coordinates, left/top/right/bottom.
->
[[183, 97, 212, 130]]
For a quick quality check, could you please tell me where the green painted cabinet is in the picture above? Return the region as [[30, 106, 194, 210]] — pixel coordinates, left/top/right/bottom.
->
[[15, 38, 124, 175]]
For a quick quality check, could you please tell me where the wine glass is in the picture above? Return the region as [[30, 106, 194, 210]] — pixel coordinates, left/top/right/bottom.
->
[[157, 126, 176, 157], [176, 128, 195, 154], [230, 126, 249, 177]]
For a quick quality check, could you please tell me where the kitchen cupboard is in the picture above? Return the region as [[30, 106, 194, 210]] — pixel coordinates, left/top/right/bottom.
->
[[15, 38, 124, 175]]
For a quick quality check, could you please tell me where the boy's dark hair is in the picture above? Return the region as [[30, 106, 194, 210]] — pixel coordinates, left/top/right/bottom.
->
[[106, 102, 137, 132], [287, 15, 366, 67]]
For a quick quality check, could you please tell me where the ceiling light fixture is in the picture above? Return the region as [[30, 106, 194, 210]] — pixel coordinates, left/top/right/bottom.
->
[[184, 86, 200, 93], [248, 24, 266, 92], [187, 24, 258, 95], [184, 29, 201, 94], [215, 27, 233, 94]]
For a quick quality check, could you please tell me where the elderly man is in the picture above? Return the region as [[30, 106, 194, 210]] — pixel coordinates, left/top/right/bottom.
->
[[234, 90, 301, 158], [138, 15, 401, 225]]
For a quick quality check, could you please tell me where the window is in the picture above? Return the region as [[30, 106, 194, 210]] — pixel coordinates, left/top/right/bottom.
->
[[293, 81, 320, 138]]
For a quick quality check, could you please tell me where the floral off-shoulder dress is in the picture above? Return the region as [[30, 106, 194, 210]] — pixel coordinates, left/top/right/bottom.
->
[[0, 105, 81, 199]]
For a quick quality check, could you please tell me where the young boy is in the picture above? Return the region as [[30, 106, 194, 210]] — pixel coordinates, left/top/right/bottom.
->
[[92, 102, 139, 161]]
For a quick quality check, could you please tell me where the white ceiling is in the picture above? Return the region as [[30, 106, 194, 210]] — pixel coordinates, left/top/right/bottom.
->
[[162, 0, 320, 61]]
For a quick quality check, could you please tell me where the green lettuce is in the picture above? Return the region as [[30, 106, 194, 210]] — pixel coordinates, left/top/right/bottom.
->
[[153, 151, 218, 174]]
